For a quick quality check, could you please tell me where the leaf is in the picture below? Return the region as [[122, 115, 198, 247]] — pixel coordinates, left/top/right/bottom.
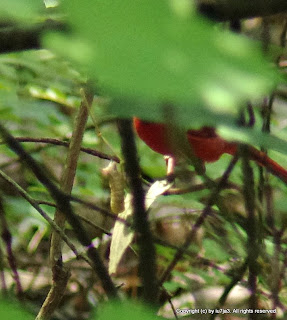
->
[[109, 194, 134, 275], [109, 180, 172, 274], [45, 0, 279, 127], [218, 125, 287, 156], [0, 299, 33, 319], [0, 0, 41, 22], [202, 238, 230, 262], [145, 180, 173, 208], [95, 300, 163, 320]]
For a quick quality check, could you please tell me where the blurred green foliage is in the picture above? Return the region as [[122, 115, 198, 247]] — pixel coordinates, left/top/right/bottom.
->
[[46, 0, 279, 127], [0, 0, 287, 318], [95, 300, 164, 320], [0, 299, 33, 319]]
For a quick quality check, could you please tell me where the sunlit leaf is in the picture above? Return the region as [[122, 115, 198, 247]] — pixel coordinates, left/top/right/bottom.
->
[[44, 0, 280, 127], [0, 0, 41, 22]]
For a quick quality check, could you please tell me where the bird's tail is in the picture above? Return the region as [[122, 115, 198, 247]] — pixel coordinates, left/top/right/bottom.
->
[[224, 143, 287, 184], [249, 146, 287, 184]]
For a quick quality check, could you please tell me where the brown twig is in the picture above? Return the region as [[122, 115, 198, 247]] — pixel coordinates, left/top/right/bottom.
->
[[165, 180, 240, 195], [210, 259, 248, 320], [0, 169, 87, 263], [0, 244, 7, 294], [38, 88, 94, 319], [0, 114, 118, 304], [49, 91, 92, 265], [270, 230, 283, 314], [69, 195, 130, 227], [241, 145, 259, 316], [158, 153, 239, 287], [3, 137, 120, 163], [197, 0, 287, 21]]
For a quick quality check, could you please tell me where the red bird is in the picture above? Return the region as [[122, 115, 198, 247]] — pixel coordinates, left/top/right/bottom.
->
[[133, 117, 287, 184]]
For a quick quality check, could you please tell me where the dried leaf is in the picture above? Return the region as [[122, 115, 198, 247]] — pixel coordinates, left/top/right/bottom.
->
[[109, 180, 172, 274]]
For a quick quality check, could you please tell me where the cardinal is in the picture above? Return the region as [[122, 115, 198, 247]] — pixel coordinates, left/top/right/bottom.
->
[[133, 117, 287, 184]]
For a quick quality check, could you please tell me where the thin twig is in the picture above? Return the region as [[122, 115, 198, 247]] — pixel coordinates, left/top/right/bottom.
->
[[241, 145, 258, 316], [3, 137, 119, 163], [158, 153, 239, 287], [50, 90, 92, 265], [209, 259, 248, 320], [38, 88, 97, 320], [167, 296, 179, 320], [86, 95, 118, 157], [270, 230, 283, 314], [0, 120, 118, 301], [35, 196, 130, 228], [0, 244, 7, 294], [0, 169, 88, 263], [165, 180, 240, 195], [70, 195, 130, 227]]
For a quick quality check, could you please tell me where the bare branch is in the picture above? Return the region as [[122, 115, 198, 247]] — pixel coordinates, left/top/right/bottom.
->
[[197, 0, 287, 21], [118, 119, 158, 305]]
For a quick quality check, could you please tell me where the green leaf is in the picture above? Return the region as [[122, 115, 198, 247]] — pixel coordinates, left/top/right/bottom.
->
[[218, 125, 287, 156], [0, 299, 33, 319], [0, 0, 41, 22], [203, 238, 230, 262], [95, 300, 163, 320], [45, 0, 279, 126]]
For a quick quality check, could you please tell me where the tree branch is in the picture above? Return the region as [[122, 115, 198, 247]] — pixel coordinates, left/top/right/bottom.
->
[[117, 119, 158, 305], [0, 19, 67, 53], [197, 0, 287, 21]]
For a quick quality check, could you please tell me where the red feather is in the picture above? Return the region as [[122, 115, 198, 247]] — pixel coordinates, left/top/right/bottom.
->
[[134, 117, 287, 183]]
